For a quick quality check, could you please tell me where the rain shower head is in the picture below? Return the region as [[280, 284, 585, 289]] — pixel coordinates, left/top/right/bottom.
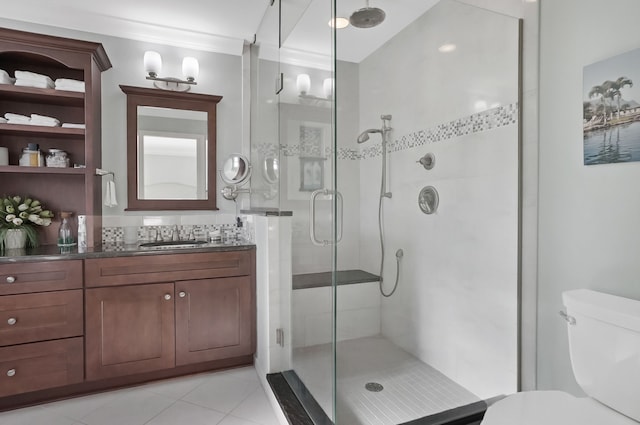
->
[[357, 128, 382, 143], [350, 1, 386, 28]]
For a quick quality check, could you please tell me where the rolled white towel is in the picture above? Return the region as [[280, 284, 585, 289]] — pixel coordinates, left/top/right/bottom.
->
[[62, 123, 86, 129], [15, 70, 54, 85], [54, 78, 85, 93], [31, 114, 60, 123], [27, 121, 58, 127], [4, 113, 30, 123], [15, 79, 54, 89], [0, 69, 15, 85], [30, 114, 60, 127], [0, 117, 7, 124]]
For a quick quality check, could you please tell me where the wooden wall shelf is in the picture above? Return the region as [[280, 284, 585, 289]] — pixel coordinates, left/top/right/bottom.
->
[[0, 84, 84, 106], [0, 123, 85, 138], [0, 27, 112, 247], [0, 165, 86, 175]]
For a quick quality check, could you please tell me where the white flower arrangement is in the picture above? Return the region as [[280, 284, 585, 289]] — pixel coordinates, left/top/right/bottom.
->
[[0, 195, 53, 249]]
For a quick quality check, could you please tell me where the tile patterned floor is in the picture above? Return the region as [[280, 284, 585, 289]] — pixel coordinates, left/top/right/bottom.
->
[[0, 367, 282, 425], [294, 335, 481, 425]]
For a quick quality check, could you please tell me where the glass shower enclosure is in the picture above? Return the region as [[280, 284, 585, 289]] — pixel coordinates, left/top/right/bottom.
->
[[251, 1, 521, 423]]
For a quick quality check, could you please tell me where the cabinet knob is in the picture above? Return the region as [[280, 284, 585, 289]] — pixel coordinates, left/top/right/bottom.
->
[[178, 291, 186, 298], [7, 317, 16, 326], [164, 294, 172, 301], [6, 276, 16, 284], [6, 369, 15, 377]]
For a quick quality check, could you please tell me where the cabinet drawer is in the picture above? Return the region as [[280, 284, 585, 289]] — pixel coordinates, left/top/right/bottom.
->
[[0, 290, 83, 347], [85, 250, 252, 288], [0, 260, 83, 295], [0, 337, 84, 397]]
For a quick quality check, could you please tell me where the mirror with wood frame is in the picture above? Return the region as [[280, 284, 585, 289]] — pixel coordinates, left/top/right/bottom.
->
[[120, 85, 222, 210]]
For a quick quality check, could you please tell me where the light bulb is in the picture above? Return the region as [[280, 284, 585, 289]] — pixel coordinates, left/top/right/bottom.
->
[[144, 51, 162, 78], [182, 57, 199, 82], [323, 78, 334, 99], [296, 74, 311, 95]]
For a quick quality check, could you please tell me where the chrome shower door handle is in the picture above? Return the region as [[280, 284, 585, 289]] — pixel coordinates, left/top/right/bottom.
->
[[336, 190, 343, 244], [309, 189, 326, 246], [309, 189, 343, 246]]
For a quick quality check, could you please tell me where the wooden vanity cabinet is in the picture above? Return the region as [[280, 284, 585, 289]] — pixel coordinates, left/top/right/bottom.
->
[[84, 249, 256, 381], [0, 260, 84, 398]]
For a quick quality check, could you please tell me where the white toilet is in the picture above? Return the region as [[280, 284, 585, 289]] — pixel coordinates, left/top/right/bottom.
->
[[482, 289, 640, 424]]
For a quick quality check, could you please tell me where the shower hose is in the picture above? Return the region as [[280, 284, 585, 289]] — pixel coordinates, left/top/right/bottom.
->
[[378, 173, 403, 298]]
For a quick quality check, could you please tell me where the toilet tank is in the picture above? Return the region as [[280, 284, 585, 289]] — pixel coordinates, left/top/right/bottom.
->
[[563, 289, 640, 421]]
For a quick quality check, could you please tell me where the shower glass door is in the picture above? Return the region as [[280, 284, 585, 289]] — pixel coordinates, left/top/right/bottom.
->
[[278, 0, 338, 422]]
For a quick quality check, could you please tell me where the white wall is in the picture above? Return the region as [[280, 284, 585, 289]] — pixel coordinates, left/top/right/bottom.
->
[[356, 0, 520, 399], [0, 17, 246, 224], [538, 0, 640, 394]]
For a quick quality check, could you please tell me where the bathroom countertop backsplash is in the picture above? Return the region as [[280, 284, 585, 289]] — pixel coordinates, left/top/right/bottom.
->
[[0, 223, 255, 262], [102, 222, 252, 245]]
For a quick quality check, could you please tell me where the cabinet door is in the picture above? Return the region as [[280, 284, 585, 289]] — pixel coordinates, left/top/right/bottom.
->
[[175, 276, 254, 366], [85, 283, 175, 380]]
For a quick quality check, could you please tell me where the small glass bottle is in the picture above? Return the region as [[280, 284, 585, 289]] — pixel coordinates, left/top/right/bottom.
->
[[58, 211, 75, 246]]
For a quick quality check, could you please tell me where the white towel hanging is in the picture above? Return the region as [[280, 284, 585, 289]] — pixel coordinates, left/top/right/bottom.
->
[[104, 180, 118, 207]]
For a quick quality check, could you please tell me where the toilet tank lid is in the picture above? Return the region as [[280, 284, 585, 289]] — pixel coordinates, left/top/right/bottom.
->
[[563, 289, 640, 331]]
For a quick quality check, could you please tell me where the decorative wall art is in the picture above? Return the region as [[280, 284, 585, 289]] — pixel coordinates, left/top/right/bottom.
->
[[583, 48, 640, 165]]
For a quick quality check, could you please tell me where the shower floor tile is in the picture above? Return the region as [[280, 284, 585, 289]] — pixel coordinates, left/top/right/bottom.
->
[[293, 335, 480, 425]]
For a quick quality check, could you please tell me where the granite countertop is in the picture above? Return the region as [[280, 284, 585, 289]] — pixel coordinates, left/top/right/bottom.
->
[[0, 239, 256, 263]]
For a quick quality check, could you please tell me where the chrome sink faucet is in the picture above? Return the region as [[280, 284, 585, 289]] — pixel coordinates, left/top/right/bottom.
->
[[154, 227, 163, 242], [171, 225, 180, 241]]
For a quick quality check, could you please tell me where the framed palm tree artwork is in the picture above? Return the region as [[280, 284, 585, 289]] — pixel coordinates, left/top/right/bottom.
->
[[583, 48, 640, 165]]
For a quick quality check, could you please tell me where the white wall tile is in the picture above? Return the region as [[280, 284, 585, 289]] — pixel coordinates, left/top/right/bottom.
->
[[357, 0, 520, 398]]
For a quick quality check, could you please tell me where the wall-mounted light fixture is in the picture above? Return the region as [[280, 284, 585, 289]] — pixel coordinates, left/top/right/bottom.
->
[[143, 51, 199, 92], [296, 74, 334, 102]]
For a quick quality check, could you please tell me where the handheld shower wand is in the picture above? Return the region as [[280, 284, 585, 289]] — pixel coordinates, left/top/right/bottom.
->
[[357, 115, 401, 297]]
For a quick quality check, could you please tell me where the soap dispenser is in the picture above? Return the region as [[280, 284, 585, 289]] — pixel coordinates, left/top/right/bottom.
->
[[58, 212, 75, 246]]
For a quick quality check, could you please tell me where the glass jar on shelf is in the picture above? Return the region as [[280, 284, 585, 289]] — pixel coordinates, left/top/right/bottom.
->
[[46, 148, 70, 168], [19, 143, 44, 167]]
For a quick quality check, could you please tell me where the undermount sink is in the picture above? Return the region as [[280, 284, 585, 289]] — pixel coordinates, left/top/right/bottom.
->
[[139, 240, 208, 249]]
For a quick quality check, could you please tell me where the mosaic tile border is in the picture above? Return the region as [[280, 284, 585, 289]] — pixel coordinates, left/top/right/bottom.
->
[[256, 102, 518, 162], [102, 223, 253, 244], [388, 102, 518, 156]]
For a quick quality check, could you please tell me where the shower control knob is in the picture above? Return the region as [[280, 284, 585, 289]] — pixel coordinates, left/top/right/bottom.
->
[[417, 153, 435, 170]]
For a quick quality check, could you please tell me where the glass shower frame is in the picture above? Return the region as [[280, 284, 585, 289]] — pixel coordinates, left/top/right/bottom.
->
[[259, 0, 523, 424]]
